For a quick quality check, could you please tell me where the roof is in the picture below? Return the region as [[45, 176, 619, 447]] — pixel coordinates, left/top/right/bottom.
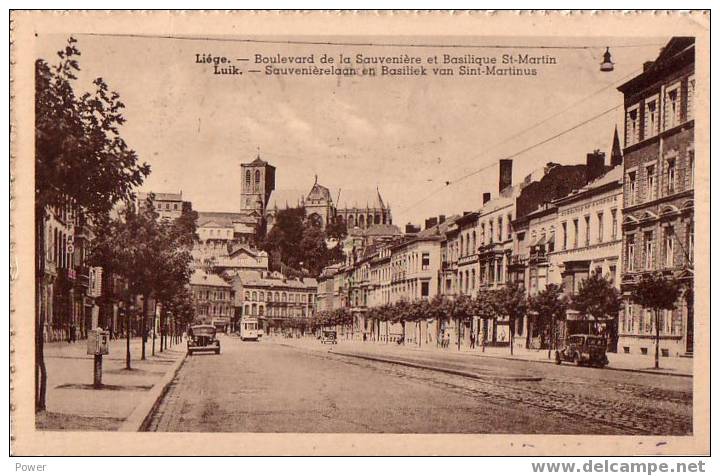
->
[[138, 191, 182, 202], [248, 155, 268, 166], [553, 165, 623, 205], [617, 37, 694, 94], [197, 211, 256, 227], [355, 224, 401, 237], [190, 269, 231, 288], [334, 188, 385, 210], [307, 182, 332, 202]]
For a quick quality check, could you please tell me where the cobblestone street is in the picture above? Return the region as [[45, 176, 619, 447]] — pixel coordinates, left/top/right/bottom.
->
[[146, 336, 692, 434]]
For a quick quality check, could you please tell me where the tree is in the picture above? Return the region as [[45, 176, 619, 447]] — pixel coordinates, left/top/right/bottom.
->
[[35, 38, 150, 411], [299, 225, 329, 276], [527, 283, 568, 358], [491, 283, 527, 355], [572, 273, 621, 347], [325, 220, 348, 240], [473, 289, 496, 349], [630, 272, 682, 369]]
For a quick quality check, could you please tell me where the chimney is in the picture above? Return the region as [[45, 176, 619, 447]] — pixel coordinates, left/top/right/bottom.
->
[[483, 192, 491, 204], [499, 159, 513, 193], [611, 126, 623, 167], [405, 223, 420, 234], [643, 61, 654, 72], [425, 217, 438, 230], [438, 215, 446, 224], [586, 150, 606, 182]]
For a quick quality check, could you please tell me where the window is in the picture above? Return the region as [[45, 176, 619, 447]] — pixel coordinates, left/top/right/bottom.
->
[[664, 227, 675, 268], [584, 215, 591, 247], [644, 97, 659, 138], [646, 164, 656, 201], [459, 235, 464, 257], [687, 149, 694, 189], [644, 231, 654, 270], [597, 212, 604, 243], [497, 217, 503, 242], [573, 219, 579, 248], [664, 83, 680, 130], [421, 252, 430, 270], [626, 105, 640, 145], [627, 236, 635, 272], [489, 221, 494, 244], [688, 223, 694, 264], [611, 209, 618, 240], [174, 203, 178, 210], [471, 269, 476, 291], [627, 171, 637, 205], [245, 170, 251, 188], [687, 75, 695, 121], [561, 222, 567, 250], [609, 265, 616, 285], [666, 158, 676, 194], [507, 214, 512, 240], [420, 281, 430, 298], [626, 303, 634, 333], [471, 231, 476, 254], [480, 223, 486, 245]]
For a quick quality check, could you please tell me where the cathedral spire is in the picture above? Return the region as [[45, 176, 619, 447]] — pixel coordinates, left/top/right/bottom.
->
[[611, 126, 623, 167]]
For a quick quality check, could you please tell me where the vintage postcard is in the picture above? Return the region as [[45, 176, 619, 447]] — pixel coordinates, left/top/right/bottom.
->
[[10, 10, 710, 456]]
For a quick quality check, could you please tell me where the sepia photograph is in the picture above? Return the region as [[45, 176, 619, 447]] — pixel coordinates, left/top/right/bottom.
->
[[9, 10, 709, 457]]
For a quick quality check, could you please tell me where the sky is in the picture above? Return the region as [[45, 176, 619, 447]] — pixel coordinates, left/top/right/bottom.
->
[[37, 35, 668, 226]]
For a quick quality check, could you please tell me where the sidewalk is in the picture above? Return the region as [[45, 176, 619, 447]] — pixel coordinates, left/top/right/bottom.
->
[[37, 336, 187, 431], [269, 335, 692, 377]]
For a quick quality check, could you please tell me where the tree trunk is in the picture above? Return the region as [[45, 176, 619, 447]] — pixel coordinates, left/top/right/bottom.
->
[[655, 308, 660, 369], [509, 317, 515, 356], [125, 299, 132, 370], [35, 209, 48, 412], [457, 317, 461, 351], [141, 294, 148, 360], [151, 301, 157, 356]]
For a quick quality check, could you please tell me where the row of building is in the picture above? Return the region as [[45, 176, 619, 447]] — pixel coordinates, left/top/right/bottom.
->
[[315, 37, 695, 358]]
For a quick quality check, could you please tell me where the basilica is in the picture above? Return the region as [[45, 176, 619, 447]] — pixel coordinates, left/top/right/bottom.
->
[[240, 155, 393, 232]]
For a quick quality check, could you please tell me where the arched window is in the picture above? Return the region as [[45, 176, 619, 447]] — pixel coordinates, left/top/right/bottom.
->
[[244, 305, 250, 315], [245, 291, 250, 300], [259, 306, 265, 316], [274, 291, 279, 301], [267, 292, 273, 302], [358, 215, 365, 228], [471, 231, 476, 254], [375, 214, 381, 225], [260, 291, 265, 301], [459, 235, 464, 257], [252, 291, 257, 301], [282, 292, 287, 301], [348, 215, 355, 227], [245, 170, 251, 188], [251, 303, 257, 316]]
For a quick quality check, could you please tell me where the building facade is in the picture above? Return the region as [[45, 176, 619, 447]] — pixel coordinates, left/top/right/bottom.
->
[[617, 37, 695, 357], [189, 269, 234, 331]]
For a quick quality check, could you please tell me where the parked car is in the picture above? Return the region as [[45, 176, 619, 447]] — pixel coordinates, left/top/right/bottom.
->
[[320, 330, 337, 344], [187, 325, 221, 355], [555, 334, 609, 367]]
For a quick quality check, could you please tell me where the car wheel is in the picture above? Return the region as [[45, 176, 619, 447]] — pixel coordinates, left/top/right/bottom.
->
[[574, 354, 582, 366]]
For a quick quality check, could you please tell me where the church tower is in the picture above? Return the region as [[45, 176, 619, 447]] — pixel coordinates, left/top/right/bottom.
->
[[240, 154, 276, 215]]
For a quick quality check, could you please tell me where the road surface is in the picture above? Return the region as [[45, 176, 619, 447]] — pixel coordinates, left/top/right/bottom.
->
[[146, 336, 692, 434]]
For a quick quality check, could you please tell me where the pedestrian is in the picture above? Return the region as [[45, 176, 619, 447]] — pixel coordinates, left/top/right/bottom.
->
[[470, 331, 476, 349]]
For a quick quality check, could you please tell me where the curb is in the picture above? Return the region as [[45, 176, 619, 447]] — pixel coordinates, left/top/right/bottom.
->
[[273, 339, 692, 379], [464, 352, 693, 378], [118, 346, 188, 432], [329, 350, 542, 382]]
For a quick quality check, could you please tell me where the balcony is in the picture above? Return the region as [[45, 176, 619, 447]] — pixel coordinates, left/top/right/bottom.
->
[[508, 254, 528, 268], [76, 266, 90, 289]]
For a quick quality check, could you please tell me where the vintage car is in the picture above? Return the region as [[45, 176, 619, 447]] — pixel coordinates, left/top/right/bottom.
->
[[555, 334, 609, 367], [320, 330, 337, 344], [187, 324, 221, 355]]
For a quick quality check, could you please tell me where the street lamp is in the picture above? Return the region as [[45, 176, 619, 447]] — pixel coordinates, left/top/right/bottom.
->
[[600, 47, 614, 72]]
